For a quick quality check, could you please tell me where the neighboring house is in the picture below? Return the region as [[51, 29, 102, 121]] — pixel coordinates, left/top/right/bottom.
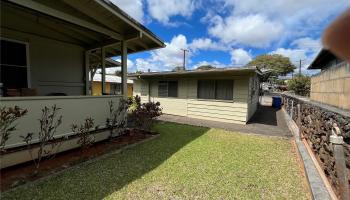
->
[[0, 0, 164, 168], [92, 74, 133, 97], [129, 67, 261, 124], [308, 49, 350, 110]]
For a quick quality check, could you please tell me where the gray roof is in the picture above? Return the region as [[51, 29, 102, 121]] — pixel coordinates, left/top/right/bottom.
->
[[128, 67, 261, 79], [308, 49, 338, 69]]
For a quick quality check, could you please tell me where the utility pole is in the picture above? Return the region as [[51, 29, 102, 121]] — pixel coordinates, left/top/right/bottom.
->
[[181, 49, 189, 70], [299, 59, 302, 75]]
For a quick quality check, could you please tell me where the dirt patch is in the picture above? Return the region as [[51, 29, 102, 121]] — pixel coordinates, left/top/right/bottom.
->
[[0, 129, 157, 191]]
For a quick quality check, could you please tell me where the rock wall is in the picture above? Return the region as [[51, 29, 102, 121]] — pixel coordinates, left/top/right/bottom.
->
[[282, 93, 350, 195]]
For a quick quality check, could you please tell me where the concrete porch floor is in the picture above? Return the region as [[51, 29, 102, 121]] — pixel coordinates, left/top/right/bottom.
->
[[158, 97, 292, 138]]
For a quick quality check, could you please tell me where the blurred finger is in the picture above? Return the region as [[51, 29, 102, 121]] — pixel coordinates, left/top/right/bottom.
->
[[322, 8, 350, 62]]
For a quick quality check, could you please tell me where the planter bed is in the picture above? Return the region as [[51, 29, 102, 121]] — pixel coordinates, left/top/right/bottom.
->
[[0, 128, 158, 191]]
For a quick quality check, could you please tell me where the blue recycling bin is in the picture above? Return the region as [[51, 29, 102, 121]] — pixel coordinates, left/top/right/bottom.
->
[[272, 96, 282, 108]]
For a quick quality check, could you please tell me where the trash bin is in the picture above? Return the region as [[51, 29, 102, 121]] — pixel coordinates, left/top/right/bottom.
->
[[272, 96, 282, 108]]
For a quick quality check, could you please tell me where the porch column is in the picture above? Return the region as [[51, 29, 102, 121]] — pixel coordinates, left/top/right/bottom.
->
[[101, 47, 106, 94], [84, 50, 90, 95], [121, 40, 127, 98]]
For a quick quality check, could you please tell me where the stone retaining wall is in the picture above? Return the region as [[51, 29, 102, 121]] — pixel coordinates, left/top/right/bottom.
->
[[282, 93, 350, 195]]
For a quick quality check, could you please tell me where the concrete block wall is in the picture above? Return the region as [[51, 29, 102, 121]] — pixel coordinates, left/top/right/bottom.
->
[[310, 62, 350, 110]]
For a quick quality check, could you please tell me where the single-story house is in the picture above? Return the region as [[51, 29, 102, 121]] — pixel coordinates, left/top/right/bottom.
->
[[308, 49, 350, 110], [129, 67, 261, 124], [0, 0, 164, 168], [92, 74, 133, 97]]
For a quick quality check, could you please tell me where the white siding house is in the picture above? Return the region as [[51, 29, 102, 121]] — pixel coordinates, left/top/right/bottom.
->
[[130, 68, 261, 124]]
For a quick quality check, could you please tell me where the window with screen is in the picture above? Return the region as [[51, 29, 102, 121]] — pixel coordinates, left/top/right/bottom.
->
[[197, 80, 233, 100], [158, 81, 178, 97], [0, 39, 28, 90]]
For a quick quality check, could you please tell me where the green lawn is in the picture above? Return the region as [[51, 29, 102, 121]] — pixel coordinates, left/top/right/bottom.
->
[[2, 122, 310, 200]]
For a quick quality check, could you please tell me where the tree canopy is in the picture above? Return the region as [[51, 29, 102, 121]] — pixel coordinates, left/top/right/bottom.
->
[[246, 54, 295, 76], [172, 66, 185, 72], [287, 74, 311, 96], [196, 65, 216, 70]]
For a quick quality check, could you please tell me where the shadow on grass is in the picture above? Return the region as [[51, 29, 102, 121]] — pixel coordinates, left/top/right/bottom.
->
[[3, 122, 209, 200]]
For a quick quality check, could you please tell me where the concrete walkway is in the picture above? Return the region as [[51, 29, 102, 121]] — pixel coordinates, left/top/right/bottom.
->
[[158, 105, 292, 138]]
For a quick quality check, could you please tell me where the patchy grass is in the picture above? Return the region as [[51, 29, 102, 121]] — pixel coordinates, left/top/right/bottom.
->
[[2, 122, 310, 200]]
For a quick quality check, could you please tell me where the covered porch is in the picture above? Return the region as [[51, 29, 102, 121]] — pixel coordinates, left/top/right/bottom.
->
[[0, 0, 164, 168]]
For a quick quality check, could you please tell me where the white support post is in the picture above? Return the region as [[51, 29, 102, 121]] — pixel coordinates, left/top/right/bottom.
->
[[85, 50, 90, 95], [101, 47, 106, 94], [121, 40, 127, 98]]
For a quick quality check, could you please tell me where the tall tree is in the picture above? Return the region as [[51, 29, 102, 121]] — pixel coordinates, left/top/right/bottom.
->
[[172, 66, 185, 72], [247, 54, 295, 76], [196, 65, 216, 70]]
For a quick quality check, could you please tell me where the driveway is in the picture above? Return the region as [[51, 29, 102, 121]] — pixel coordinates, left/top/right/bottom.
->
[[158, 95, 292, 138]]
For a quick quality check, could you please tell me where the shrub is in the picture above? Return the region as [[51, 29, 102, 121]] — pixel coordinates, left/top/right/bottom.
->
[[21, 105, 63, 171], [127, 95, 141, 112], [287, 75, 311, 96], [72, 117, 95, 150], [0, 106, 27, 152], [129, 95, 162, 130]]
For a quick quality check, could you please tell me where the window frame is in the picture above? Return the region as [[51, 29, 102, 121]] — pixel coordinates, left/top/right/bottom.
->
[[158, 80, 178, 98], [0, 37, 31, 88], [197, 79, 234, 101]]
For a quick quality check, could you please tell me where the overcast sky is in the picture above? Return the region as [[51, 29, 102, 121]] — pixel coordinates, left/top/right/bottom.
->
[[109, 0, 349, 74]]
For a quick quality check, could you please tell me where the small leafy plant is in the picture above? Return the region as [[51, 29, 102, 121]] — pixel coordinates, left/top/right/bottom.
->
[[21, 105, 63, 171], [72, 117, 95, 150], [129, 95, 162, 130], [106, 99, 128, 137], [0, 106, 28, 152]]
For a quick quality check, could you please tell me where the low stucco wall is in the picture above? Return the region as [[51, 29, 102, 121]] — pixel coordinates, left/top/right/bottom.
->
[[1, 95, 123, 149], [310, 62, 350, 110], [1, 95, 124, 168]]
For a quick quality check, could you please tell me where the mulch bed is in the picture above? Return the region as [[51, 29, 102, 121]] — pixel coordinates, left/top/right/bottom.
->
[[0, 129, 157, 191]]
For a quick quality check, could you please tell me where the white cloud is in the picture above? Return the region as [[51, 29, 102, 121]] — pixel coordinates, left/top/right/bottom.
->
[[291, 37, 321, 53], [134, 35, 240, 72], [271, 48, 307, 64], [230, 48, 252, 66], [219, 0, 348, 22], [110, 0, 144, 23], [147, 0, 197, 25], [189, 38, 229, 52], [135, 34, 189, 72], [270, 37, 321, 73], [207, 14, 283, 47], [203, 0, 349, 47]]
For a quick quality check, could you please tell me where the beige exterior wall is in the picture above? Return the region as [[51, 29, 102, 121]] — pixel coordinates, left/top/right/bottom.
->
[[1, 13, 85, 96], [310, 62, 350, 110], [247, 75, 260, 120], [133, 76, 254, 124]]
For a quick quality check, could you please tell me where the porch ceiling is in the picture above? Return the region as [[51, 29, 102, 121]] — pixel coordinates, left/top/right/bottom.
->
[[2, 0, 165, 56]]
